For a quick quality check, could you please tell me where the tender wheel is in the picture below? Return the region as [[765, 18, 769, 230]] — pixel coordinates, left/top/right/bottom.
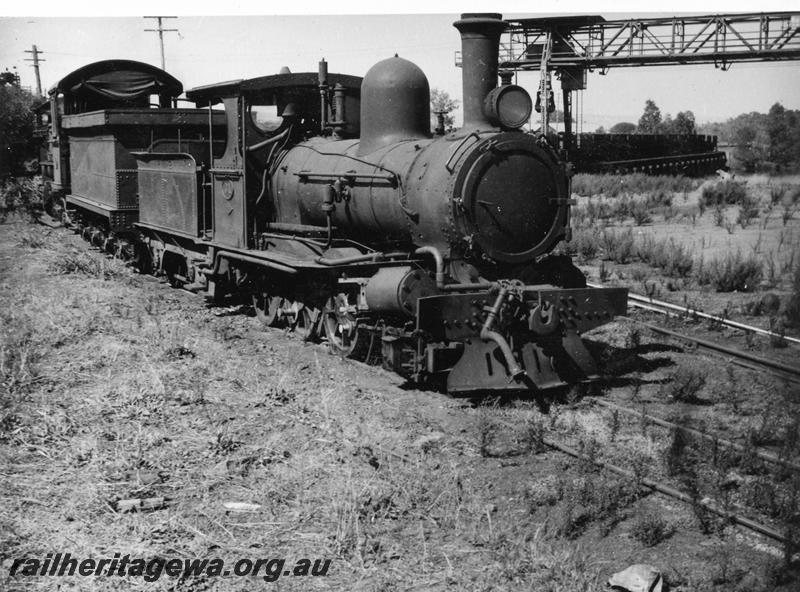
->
[[252, 293, 285, 327], [164, 255, 187, 288], [323, 295, 370, 361]]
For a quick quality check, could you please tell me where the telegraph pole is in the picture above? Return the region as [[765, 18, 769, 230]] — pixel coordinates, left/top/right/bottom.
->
[[24, 44, 45, 97], [144, 16, 178, 70]]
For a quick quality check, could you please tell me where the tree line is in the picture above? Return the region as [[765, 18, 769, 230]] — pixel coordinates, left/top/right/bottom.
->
[[597, 100, 697, 136], [697, 103, 800, 174], [599, 99, 800, 173]]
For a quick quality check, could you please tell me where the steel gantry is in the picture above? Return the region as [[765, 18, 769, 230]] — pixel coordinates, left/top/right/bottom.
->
[[454, 12, 800, 157]]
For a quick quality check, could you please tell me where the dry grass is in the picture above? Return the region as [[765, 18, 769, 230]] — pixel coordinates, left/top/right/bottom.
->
[[49, 249, 130, 280], [3, 208, 799, 590], [2, 220, 657, 591]]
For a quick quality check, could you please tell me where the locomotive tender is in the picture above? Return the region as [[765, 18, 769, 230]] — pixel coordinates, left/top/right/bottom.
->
[[54, 13, 628, 395], [42, 59, 224, 238]]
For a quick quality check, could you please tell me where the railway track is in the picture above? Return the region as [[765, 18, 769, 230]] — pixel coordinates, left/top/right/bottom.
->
[[626, 291, 800, 347], [587, 282, 800, 347], [639, 321, 800, 386], [543, 437, 791, 544], [586, 397, 800, 473], [491, 408, 797, 549], [586, 282, 800, 386]]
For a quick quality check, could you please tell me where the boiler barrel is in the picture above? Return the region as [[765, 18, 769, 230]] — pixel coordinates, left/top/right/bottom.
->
[[270, 137, 432, 245]]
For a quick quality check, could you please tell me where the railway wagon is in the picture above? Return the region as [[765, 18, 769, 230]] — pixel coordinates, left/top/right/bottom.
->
[[570, 132, 727, 175]]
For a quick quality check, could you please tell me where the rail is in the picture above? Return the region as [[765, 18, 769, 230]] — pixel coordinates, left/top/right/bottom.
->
[[588, 282, 800, 347], [587, 396, 800, 473]]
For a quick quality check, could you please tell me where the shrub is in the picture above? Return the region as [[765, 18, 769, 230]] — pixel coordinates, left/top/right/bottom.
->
[[631, 507, 673, 546], [0, 177, 45, 220], [570, 227, 601, 261], [636, 235, 693, 277], [660, 241, 693, 277], [697, 195, 707, 217], [698, 251, 763, 292], [784, 255, 800, 327], [737, 194, 760, 228], [769, 185, 786, 205], [661, 366, 706, 402], [645, 189, 672, 208], [701, 180, 749, 207], [601, 228, 635, 263], [713, 204, 726, 227], [612, 195, 631, 223], [630, 200, 652, 225], [782, 197, 797, 225], [585, 199, 612, 223], [660, 204, 677, 222]]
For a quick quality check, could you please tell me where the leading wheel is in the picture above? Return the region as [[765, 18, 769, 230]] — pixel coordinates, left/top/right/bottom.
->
[[292, 303, 320, 342], [252, 293, 286, 327], [323, 295, 370, 360]]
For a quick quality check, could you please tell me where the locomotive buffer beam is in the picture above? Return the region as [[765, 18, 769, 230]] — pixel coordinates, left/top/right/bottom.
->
[[418, 287, 627, 393]]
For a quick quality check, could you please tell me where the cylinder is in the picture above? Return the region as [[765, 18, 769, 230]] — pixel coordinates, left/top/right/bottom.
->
[[453, 13, 507, 130], [364, 266, 437, 316]]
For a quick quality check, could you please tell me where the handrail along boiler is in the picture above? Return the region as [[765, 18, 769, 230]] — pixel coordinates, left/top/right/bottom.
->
[[129, 13, 627, 394]]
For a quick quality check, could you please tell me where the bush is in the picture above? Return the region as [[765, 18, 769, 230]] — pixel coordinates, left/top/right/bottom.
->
[[701, 180, 749, 207], [630, 200, 652, 225], [585, 199, 611, 222], [660, 241, 693, 277], [0, 177, 45, 220], [737, 194, 760, 228], [601, 228, 635, 263], [631, 507, 673, 546], [769, 185, 786, 205], [568, 227, 601, 262], [636, 235, 693, 277], [698, 251, 763, 292], [784, 255, 800, 327], [661, 366, 706, 402]]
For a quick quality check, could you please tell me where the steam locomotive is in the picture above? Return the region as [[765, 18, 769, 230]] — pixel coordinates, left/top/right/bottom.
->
[[45, 13, 627, 395]]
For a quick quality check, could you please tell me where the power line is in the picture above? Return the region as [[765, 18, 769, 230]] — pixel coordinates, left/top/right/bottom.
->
[[144, 16, 178, 70], [23, 44, 45, 97]]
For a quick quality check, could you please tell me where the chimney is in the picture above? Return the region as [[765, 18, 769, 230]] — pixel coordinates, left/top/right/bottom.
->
[[453, 13, 507, 130]]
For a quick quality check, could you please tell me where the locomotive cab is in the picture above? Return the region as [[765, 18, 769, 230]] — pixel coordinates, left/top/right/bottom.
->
[[184, 70, 363, 249]]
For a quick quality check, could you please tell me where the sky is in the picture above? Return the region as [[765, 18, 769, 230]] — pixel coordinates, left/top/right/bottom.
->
[[1, 1, 799, 132]]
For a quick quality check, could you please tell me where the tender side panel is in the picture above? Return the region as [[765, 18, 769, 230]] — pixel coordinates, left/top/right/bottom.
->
[[136, 153, 200, 237], [67, 135, 136, 210]]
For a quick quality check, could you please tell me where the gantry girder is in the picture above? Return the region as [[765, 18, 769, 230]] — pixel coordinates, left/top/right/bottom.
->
[[499, 12, 800, 72]]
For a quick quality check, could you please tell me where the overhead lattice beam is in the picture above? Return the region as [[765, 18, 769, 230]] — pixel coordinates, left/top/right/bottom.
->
[[466, 12, 800, 71]]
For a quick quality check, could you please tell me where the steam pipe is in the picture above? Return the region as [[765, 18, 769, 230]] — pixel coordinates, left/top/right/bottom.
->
[[414, 245, 493, 291], [414, 246, 445, 288], [246, 127, 289, 153], [314, 252, 384, 266], [480, 286, 525, 379]]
